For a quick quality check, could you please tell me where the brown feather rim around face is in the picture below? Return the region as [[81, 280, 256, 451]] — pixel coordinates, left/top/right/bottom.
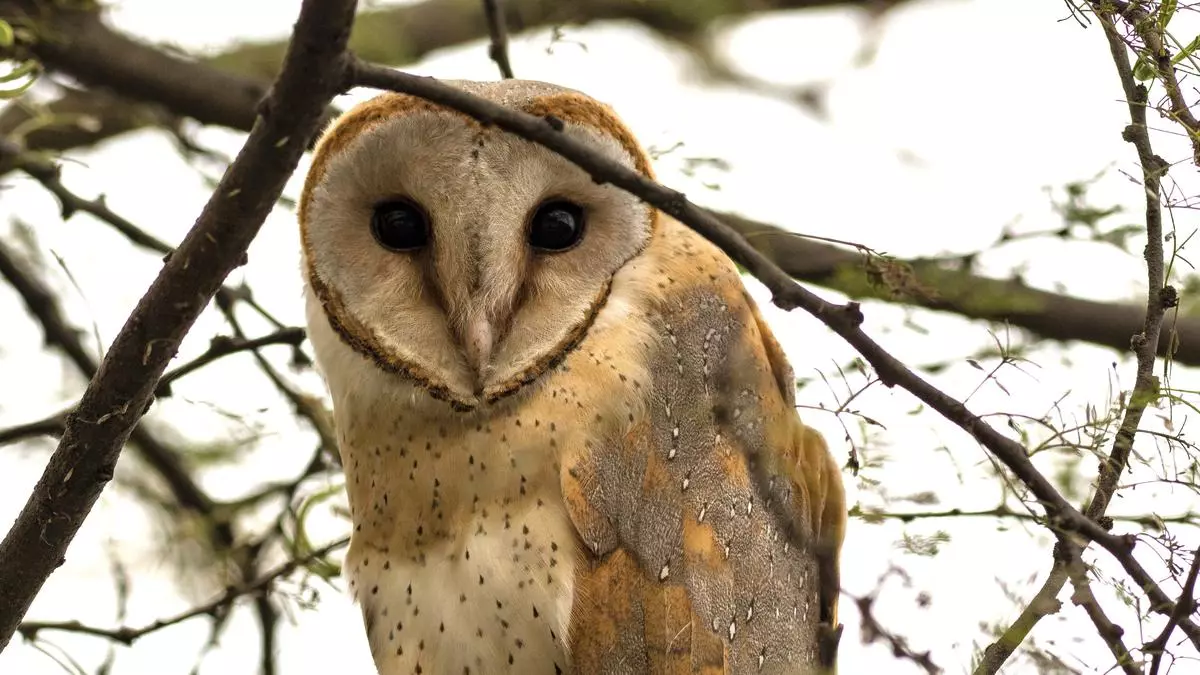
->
[[301, 88, 656, 413], [307, 257, 618, 412]]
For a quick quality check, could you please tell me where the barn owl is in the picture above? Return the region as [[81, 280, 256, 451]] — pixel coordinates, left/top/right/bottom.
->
[[298, 79, 846, 674]]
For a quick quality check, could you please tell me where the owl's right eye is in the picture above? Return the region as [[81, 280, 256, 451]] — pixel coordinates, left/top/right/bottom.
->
[[371, 200, 429, 251]]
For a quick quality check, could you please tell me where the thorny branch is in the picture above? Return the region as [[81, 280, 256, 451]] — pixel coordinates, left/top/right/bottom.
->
[[851, 592, 940, 674], [0, 0, 360, 650]]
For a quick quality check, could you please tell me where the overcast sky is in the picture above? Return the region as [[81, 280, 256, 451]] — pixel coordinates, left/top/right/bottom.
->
[[1, 0, 1199, 673]]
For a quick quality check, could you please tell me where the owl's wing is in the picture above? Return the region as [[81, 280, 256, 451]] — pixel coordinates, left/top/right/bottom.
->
[[561, 244, 846, 675]]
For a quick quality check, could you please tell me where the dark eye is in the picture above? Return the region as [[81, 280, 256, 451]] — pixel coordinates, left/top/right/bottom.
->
[[528, 200, 585, 252], [371, 199, 429, 251]]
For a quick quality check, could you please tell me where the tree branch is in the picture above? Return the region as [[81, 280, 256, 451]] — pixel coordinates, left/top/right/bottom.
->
[[977, 6, 1184, 671], [155, 327, 306, 397], [5, 2, 1199, 366], [1146, 547, 1200, 675], [481, 0, 514, 79], [16, 537, 348, 647], [0, 0, 899, 161], [345, 61, 1195, 649], [0, 0, 358, 650]]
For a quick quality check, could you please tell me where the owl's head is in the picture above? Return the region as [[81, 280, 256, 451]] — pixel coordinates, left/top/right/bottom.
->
[[299, 80, 656, 410]]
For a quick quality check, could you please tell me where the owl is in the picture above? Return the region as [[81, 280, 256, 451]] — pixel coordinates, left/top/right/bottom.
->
[[298, 79, 847, 674]]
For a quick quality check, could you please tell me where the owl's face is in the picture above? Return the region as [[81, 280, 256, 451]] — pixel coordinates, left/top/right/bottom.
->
[[299, 81, 656, 410]]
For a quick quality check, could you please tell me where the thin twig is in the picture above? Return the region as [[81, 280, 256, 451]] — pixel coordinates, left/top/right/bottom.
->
[[850, 504, 1197, 528], [976, 6, 1181, 671], [1109, 0, 1200, 165], [156, 327, 306, 396], [852, 592, 941, 674], [1146, 546, 1200, 675], [16, 537, 348, 646], [0, 142, 173, 254], [482, 0, 515, 79], [0, 240, 226, 528]]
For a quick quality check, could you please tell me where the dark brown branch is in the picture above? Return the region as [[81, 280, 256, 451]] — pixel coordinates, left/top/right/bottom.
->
[[347, 61, 1194, 647], [16, 537, 348, 646], [852, 592, 940, 674], [1068, 572, 1140, 675], [482, 0, 514, 79], [2, 1, 292, 138], [1, 142, 173, 253], [219, 301, 338, 463], [156, 327, 306, 397], [1146, 547, 1200, 675], [0, 0, 358, 650], [0, 411, 65, 446]]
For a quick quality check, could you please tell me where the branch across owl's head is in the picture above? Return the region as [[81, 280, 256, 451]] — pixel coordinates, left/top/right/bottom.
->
[[299, 79, 657, 410]]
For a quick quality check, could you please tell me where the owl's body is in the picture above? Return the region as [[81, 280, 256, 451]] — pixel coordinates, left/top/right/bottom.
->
[[300, 80, 845, 674]]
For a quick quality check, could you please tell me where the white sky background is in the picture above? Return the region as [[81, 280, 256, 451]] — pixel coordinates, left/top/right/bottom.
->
[[1, 0, 1199, 673]]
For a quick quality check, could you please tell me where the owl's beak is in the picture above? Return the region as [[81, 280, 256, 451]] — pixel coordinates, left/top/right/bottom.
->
[[460, 314, 494, 394]]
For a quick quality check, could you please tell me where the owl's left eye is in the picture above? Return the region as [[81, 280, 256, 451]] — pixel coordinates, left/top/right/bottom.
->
[[371, 199, 429, 251], [528, 200, 585, 252]]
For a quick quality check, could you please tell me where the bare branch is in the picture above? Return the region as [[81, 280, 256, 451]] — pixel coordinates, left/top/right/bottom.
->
[[16, 537, 348, 647], [156, 328, 306, 397], [0, 0, 359, 649], [852, 592, 941, 674], [1147, 547, 1200, 675], [482, 0, 514, 79], [1068, 571, 1141, 675]]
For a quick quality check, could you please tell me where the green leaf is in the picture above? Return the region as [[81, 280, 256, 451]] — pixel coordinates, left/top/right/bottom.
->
[[0, 60, 37, 84], [0, 71, 35, 99], [290, 483, 345, 579], [1134, 54, 1158, 81], [1160, 0, 1178, 30], [0, 20, 13, 48], [1171, 34, 1200, 66]]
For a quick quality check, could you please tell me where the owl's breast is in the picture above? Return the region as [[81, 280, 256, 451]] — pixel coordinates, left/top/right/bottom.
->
[[335, 358, 639, 675]]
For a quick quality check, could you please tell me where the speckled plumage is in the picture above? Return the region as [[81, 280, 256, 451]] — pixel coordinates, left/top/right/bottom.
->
[[299, 80, 846, 674]]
